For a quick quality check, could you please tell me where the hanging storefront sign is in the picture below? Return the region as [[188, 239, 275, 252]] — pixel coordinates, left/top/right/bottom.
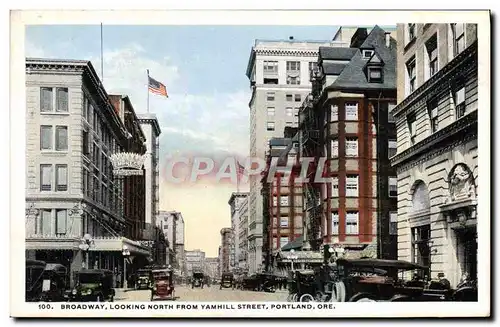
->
[[110, 152, 146, 176]]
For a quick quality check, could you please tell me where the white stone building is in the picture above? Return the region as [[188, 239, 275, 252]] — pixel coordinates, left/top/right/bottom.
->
[[185, 249, 205, 277], [391, 23, 478, 286], [156, 210, 185, 273], [24, 58, 150, 286], [245, 38, 348, 273], [238, 195, 250, 272], [228, 192, 248, 272]]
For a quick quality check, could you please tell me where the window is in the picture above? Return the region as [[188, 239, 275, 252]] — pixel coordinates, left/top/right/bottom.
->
[[294, 108, 299, 118], [331, 105, 338, 121], [267, 122, 275, 131], [266, 92, 275, 101], [286, 61, 300, 71], [308, 62, 318, 74], [56, 88, 69, 112], [389, 177, 398, 197], [287, 76, 300, 85], [285, 122, 293, 127], [40, 125, 52, 150], [264, 77, 278, 84], [345, 102, 358, 120], [346, 175, 358, 197], [55, 209, 67, 235], [346, 211, 359, 235], [407, 23, 416, 43], [452, 23, 466, 56], [280, 236, 289, 247], [263, 60, 278, 73], [426, 34, 438, 77], [345, 138, 358, 157], [294, 94, 301, 102], [285, 107, 293, 117], [40, 209, 51, 235], [368, 67, 383, 83], [389, 140, 397, 158], [56, 164, 68, 191], [389, 212, 398, 235], [40, 164, 52, 191], [280, 196, 289, 206], [280, 217, 289, 228], [331, 139, 339, 158], [55, 126, 68, 151], [286, 94, 293, 102], [40, 87, 68, 113], [454, 81, 466, 119], [331, 212, 339, 234], [82, 130, 90, 155], [411, 224, 430, 267], [428, 98, 439, 133], [267, 107, 275, 116], [331, 177, 339, 197], [40, 87, 53, 112], [388, 103, 396, 123], [407, 113, 417, 144], [406, 57, 416, 94], [363, 50, 374, 59]]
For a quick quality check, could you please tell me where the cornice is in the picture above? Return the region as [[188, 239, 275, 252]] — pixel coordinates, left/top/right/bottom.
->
[[392, 111, 478, 173], [255, 48, 319, 57], [391, 41, 478, 118]]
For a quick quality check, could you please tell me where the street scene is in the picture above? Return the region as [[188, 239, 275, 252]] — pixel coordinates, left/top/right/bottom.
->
[[23, 21, 480, 304]]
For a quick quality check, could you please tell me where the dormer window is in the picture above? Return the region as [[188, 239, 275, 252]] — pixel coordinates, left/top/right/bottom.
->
[[368, 67, 383, 83], [363, 50, 374, 59]]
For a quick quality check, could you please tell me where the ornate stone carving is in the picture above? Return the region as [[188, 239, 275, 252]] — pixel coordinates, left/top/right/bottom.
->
[[448, 164, 476, 202]]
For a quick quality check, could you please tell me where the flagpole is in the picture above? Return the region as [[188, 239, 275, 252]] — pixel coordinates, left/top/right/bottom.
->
[[147, 69, 150, 113], [100, 23, 104, 82]]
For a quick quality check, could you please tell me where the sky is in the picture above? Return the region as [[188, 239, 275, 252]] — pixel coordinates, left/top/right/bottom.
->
[[25, 25, 340, 257]]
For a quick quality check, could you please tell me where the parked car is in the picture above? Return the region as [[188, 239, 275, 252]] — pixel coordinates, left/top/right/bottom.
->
[[192, 272, 205, 289], [26, 260, 47, 302], [69, 269, 115, 302], [151, 268, 175, 301]]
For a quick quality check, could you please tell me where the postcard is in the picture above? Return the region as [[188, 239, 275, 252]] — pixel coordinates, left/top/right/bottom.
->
[[10, 9, 491, 318]]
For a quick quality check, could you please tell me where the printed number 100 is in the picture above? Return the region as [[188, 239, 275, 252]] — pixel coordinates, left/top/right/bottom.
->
[[39, 304, 53, 310]]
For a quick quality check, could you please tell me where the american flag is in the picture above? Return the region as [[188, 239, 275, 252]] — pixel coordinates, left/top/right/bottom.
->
[[148, 75, 168, 97]]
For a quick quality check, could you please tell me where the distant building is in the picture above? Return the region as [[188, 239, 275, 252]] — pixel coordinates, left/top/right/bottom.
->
[[228, 192, 249, 272], [204, 257, 219, 280], [185, 249, 205, 277], [239, 196, 250, 273], [219, 228, 232, 274], [391, 23, 478, 286]]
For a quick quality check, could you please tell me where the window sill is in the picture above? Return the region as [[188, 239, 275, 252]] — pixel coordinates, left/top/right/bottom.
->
[[40, 150, 69, 155], [40, 112, 70, 116], [404, 37, 417, 52]]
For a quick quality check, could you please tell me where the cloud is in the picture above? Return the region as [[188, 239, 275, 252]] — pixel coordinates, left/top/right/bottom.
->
[[25, 40, 46, 58]]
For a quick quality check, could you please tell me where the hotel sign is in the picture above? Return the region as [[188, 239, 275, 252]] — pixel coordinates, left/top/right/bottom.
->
[[110, 152, 146, 176]]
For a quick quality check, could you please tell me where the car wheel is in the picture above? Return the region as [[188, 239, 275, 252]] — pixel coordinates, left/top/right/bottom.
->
[[299, 294, 315, 302], [286, 293, 294, 302], [292, 293, 298, 302], [348, 293, 378, 302]]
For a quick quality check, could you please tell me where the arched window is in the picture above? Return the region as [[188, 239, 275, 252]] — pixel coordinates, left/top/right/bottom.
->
[[411, 181, 430, 213]]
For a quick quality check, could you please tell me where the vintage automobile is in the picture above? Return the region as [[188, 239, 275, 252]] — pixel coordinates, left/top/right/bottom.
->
[[192, 271, 205, 289], [69, 269, 115, 302], [26, 260, 47, 302], [39, 263, 70, 302], [151, 268, 175, 301], [286, 269, 319, 302], [219, 272, 234, 289], [330, 258, 470, 302], [135, 268, 153, 290]]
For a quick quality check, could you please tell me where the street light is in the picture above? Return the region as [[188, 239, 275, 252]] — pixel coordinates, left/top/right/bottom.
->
[[122, 245, 131, 289], [289, 249, 299, 271], [79, 233, 94, 269]]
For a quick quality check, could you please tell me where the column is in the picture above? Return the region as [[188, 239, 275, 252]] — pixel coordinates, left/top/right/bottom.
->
[[70, 250, 84, 288]]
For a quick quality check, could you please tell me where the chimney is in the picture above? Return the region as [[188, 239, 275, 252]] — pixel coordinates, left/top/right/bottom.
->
[[385, 32, 391, 47], [289, 36, 294, 41]]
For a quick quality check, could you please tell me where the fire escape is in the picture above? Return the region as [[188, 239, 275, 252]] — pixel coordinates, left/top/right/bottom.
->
[[299, 67, 323, 251]]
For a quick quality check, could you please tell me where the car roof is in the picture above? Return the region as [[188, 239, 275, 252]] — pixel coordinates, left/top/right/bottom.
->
[[336, 258, 428, 270]]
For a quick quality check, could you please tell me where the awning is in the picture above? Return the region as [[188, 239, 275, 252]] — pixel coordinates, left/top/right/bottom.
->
[[280, 236, 304, 251], [276, 251, 323, 264]]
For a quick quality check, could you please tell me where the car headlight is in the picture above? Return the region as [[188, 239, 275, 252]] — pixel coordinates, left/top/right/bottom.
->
[[72, 289, 77, 295]]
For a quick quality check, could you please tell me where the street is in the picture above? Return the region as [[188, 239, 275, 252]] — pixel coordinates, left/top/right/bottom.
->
[[115, 285, 288, 302]]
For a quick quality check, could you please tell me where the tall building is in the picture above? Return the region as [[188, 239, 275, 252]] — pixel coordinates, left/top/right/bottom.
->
[[137, 114, 161, 239], [239, 196, 249, 272], [156, 210, 185, 272], [245, 38, 349, 273], [24, 58, 150, 286], [300, 26, 398, 259], [391, 23, 478, 286], [219, 227, 232, 274], [228, 192, 249, 272], [185, 249, 205, 277], [261, 129, 304, 270]]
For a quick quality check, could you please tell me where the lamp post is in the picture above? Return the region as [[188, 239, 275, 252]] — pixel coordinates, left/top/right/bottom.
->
[[122, 245, 131, 289], [79, 233, 94, 269], [289, 249, 299, 271]]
